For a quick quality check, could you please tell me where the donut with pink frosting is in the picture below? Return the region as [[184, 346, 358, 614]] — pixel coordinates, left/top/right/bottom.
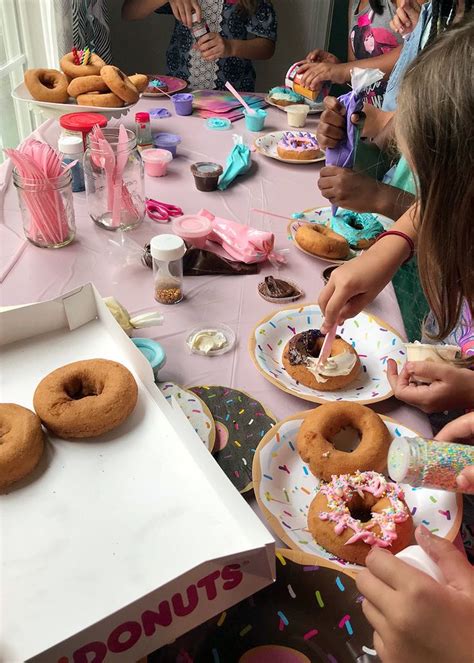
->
[[308, 471, 413, 565], [277, 131, 321, 161]]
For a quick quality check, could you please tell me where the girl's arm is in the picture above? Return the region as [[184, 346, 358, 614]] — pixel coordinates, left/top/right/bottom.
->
[[228, 36, 275, 60], [319, 204, 418, 329]]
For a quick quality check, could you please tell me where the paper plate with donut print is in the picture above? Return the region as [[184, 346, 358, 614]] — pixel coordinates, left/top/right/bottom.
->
[[250, 304, 406, 405], [255, 131, 325, 164], [158, 382, 215, 452], [288, 206, 393, 265], [253, 412, 462, 579]]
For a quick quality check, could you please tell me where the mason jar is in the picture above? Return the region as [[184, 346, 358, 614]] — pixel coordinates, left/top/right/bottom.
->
[[84, 127, 145, 231], [13, 169, 76, 248]]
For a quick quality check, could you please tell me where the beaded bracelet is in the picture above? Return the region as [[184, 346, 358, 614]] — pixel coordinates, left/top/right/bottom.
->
[[376, 230, 415, 264]]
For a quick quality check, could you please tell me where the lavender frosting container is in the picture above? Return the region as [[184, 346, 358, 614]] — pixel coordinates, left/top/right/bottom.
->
[[172, 93, 194, 116], [153, 132, 181, 157]]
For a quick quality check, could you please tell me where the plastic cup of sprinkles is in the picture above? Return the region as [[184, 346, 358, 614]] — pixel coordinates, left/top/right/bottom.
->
[[388, 436, 474, 491]]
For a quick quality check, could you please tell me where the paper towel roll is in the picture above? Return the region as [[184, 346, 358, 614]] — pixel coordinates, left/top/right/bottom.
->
[[395, 545, 444, 583]]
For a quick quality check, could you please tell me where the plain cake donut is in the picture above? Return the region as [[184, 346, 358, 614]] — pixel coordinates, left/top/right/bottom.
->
[[67, 75, 108, 98], [295, 223, 349, 260], [33, 359, 138, 439], [76, 91, 123, 107], [24, 68, 69, 103], [60, 51, 106, 78], [0, 404, 45, 489], [100, 65, 139, 104], [308, 471, 413, 565], [297, 401, 391, 480]]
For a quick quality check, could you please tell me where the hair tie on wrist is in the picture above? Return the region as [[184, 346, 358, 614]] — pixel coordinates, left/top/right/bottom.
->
[[376, 230, 415, 264]]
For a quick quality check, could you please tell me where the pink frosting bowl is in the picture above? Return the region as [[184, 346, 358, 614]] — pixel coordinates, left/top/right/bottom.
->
[[141, 148, 173, 177]]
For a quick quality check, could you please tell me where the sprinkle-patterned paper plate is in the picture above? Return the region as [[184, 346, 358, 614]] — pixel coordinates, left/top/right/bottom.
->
[[250, 304, 406, 405], [288, 207, 393, 265], [253, 412, 462, 579], [158, 382, 215, 452], [255, 131, 325, 164]]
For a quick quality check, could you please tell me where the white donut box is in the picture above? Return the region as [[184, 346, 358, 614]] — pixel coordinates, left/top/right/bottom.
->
[[0, 283, 275, 662]]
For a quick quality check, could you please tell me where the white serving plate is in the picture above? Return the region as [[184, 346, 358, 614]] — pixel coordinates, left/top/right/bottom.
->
[[255, 130, 325, 165]]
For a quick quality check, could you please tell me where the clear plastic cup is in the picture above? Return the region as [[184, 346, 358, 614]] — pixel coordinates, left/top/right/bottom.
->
[[141, 148, 173, 177], [286, 104, 310, 128]]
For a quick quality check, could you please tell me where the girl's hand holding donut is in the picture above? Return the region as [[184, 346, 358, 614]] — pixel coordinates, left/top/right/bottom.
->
[[386, 360, 474, 414], [356, 525, 474, 663], [435, 412, 474, 494], [169, 0, 201, 28], [196, 32, 230, 60]]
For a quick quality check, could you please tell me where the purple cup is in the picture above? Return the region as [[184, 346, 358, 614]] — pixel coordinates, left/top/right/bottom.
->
[[152, 132, 181, 157], [172, 93, 194, 116]]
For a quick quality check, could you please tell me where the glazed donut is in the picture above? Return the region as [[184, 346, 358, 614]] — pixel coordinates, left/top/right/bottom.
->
[[67, 75, 108, 98], [331, 211, 385, 250], [277, 132, 321, 161], [297, 401, 391, 480], [268, 86, 304, 107], [282, 329, 361, 391], [33, 359, 138, 439], [129, 74, 149, 93], [76, 91, 123, 108], [60, 51, 106, 78], [295, 223, 349, 260], [100, 65, 139, 104], [24, 68, 69, 103], [308, 471, 413, 565], [0, 404, 45, 489]]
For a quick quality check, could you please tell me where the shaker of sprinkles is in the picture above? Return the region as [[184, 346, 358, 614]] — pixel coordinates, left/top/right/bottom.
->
[[388, 436, 474, 491]]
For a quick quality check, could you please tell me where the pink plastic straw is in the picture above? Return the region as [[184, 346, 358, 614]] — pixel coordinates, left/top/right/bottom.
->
[[318, 323, 338, 367]]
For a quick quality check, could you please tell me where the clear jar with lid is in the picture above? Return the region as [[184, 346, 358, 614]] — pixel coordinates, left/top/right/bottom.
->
[[84, 127, 145, 231], [191, 12, 210, 40], [150, 234, 186, 304], [388, 436, 474, 492]]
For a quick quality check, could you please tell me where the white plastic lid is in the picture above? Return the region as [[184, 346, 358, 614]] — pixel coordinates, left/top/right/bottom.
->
[[58, 134, 84, 155], [150, 234, 185, 262], [172, 214, 212, 239]]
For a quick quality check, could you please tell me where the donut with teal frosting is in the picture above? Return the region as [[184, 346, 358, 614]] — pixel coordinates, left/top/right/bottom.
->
[[330, 210, 384, 249], [268, 86, 304, 107]]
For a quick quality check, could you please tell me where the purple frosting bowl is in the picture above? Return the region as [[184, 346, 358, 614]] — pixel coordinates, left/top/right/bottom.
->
[[152, 132, 182, 157], [172, 93, 194, 116]]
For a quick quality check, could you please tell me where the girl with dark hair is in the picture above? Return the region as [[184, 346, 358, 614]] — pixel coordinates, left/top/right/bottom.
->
[[121, 0, 277, 91], [298, 0, 403, 107]]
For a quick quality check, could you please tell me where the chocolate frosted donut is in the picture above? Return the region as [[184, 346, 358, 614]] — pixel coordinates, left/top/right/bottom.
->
[[282, 329, 360, 391], [0, 404, 45, 489], [33, 359, 138, 439]]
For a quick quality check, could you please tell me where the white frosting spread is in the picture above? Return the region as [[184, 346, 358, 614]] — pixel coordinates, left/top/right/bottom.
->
[[189, 330, 228, 355], [306, 351, 357, 383]]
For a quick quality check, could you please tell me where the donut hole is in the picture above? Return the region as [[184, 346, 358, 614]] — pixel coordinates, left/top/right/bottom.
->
[[347, 494, 375, 523], [42, 75, 57, 89], [329, 426, 361, 453], [65, 376, 103, 400]]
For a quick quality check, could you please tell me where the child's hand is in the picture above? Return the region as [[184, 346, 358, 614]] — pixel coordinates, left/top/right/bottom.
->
[[390, 0, 422, 36], [435, 413, 474, 493], [297, 61, 349, 88], [318, 166, 382, 211], [196, 32, 230, 60], [316, 97, 347, 149], [305, 49, 339, 64], [356, 525, 474, 663], [386, 359, 474, 413], [169, 0, 201, 28]]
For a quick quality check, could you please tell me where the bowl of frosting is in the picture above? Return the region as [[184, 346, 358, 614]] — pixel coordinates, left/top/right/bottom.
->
[[186, 324, 236, 356]]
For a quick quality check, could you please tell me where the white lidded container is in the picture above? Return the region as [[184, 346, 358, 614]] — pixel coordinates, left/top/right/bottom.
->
[[150, 234, 186, 304]]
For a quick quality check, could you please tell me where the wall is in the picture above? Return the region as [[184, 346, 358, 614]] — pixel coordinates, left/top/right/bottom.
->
[[109, 0, 334, 91]]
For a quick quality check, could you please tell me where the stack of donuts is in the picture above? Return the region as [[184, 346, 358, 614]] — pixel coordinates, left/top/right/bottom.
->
[[24, 50, 148, 108]]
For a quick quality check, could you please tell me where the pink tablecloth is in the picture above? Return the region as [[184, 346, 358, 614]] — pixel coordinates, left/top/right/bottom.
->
[[0, 97, 431, 438]]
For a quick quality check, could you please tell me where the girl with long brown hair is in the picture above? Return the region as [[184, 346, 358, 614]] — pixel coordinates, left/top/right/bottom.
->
[[122, 0, 276, 91], [318, 16, 474, 415]]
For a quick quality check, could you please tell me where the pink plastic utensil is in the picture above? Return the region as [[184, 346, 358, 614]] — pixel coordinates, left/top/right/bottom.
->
[[224, 81, 256, 116], [317, 323, 338, 368], [111, 124, 129, 227]]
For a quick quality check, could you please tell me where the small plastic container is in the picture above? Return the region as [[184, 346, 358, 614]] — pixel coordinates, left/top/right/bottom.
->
[[186, 323, 235, 356], [244, 108, 267, 132], [322, 265, 338, 284], [172, 93, 194, 116], [153, 132, 181, 157], [135, 111, 153, 148], [150, 234, 186, 305], [58, 134, 85, 192], [141, 148, 173, 177], [59, 112, 107, 150], [191, 12, 210, 40], [190, 162, 223, 191], [131, 338, 166, 380], [172, 214, 212, 248], [388, 436, 474, 492], [285, 104, 310, 128]]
